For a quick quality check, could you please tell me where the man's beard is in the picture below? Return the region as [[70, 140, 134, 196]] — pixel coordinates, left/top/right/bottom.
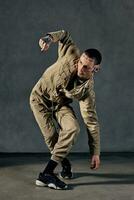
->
[[77, 75, 88, 81], [77, 71, 93, 81]]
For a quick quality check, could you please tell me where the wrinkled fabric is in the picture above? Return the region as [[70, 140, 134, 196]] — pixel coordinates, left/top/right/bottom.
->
[[30, 30, 100, 161]]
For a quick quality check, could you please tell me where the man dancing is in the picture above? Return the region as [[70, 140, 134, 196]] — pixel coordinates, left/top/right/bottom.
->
[[30, 29, 102, 190]]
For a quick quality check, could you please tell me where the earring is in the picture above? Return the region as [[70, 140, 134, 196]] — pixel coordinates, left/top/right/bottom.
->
[[94, 67, 100, 72]]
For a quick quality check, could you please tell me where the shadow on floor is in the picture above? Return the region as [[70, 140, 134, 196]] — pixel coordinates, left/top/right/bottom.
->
[[71, 172, 134, 185], [75, 172, 134, 179]]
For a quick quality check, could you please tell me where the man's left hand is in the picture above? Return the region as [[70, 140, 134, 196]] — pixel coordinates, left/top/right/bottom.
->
[[90, 155, 100, 170]]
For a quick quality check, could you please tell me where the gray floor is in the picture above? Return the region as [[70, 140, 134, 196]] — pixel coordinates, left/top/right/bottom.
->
[[0, 153, 134, 200]]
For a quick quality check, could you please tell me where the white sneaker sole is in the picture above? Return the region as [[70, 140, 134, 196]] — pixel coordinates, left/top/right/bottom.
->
[[36, 180, 47, 187], [35, 180, 68, 190]]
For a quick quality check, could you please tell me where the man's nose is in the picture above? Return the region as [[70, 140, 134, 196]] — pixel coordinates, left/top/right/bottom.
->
[[80, 66, 84, 73], [81, 66, 87, 72]]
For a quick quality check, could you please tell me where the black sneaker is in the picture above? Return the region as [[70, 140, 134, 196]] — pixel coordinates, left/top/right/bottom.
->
[[35, 173, 68, 190], [59, 165, 73, 179]]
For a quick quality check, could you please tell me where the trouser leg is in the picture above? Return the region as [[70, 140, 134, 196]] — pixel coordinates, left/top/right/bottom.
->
[[30, 99, 58, 153], [51, 105, 80, 162]]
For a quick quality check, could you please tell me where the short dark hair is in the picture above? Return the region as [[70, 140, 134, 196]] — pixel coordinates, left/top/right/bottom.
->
[[84, 48, 102, 65]]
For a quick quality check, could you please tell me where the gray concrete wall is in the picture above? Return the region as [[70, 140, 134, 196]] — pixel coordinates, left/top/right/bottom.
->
[[0, 0, 134, 152]]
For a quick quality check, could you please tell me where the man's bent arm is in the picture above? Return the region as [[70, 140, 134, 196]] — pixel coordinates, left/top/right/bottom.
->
[[41, 29, 80, 59]]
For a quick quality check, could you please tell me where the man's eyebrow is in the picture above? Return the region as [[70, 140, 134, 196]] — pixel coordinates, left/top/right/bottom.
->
[[88, 58, 94, 62]]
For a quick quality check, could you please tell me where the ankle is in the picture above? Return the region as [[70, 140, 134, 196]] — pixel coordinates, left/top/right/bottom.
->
[[61, 158, 71, 167], [43, 159, 58, 175]]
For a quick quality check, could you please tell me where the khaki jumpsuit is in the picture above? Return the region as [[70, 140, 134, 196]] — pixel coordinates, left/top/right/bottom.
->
[[29, 30, 100, 162]]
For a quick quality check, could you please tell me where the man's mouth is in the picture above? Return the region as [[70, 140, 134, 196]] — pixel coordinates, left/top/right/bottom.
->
[[79, 71, 84, 75]]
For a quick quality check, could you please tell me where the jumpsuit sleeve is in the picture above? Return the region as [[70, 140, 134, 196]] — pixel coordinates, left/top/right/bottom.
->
[[46, 30, 80, 59], [79, 86, 100, 156]]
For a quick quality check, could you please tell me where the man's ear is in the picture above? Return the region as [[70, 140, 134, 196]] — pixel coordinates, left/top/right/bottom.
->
[[94, 64, 101, 72]]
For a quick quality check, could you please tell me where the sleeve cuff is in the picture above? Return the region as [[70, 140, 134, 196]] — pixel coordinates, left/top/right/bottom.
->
[[47, 30, 66, 43]]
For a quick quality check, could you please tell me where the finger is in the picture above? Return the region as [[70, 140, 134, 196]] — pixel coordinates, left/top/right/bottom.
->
[[41, 45, 45, 51], [41, 44, 49, 52], [91, 163, 97, 170], [93, 160, 100, 170], [41, 43, 46, 51], [40, 44, 44, 50], [41, 47, 46, 51], [44, 44, 49, 51], [90, 159, 100, 170], [39, 39, 44, 47], [90, 160, 95, 169], [93, 163, 98, 170]]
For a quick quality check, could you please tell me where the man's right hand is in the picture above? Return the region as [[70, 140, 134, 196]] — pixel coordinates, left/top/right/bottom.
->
[[39, 38, 50, 52]]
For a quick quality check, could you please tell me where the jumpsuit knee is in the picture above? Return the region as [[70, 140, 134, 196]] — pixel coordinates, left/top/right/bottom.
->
[[51, 105, 80, 162], [29, 94, 58, 152]]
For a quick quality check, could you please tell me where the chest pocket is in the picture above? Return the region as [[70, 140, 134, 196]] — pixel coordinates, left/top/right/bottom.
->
[[56, 59, 77, 91]]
